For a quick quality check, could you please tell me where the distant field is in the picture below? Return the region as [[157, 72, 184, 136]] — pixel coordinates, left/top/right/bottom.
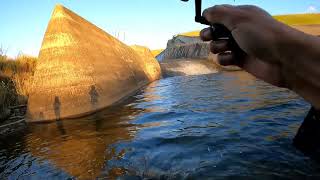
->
[[179, 31, 200, 37], [151, 49, 164, 57], [178, 13, 320, 37], [274, 13, 320, 25]]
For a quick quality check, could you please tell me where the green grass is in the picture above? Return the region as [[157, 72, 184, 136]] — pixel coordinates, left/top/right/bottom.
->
[[178, 13, 320, 37]]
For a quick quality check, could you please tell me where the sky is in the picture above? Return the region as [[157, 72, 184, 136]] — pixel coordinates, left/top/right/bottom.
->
[[1, 0, 319, 57]]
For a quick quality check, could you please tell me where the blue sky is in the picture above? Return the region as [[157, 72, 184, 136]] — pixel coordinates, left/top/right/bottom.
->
[[1, 0, 319, 57]]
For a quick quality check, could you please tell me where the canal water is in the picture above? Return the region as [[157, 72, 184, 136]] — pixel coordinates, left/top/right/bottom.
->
[[1, 71, 320, 179]]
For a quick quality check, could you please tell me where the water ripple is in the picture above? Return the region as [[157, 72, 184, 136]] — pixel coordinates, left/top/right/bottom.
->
[[1, 72, 318, 179]]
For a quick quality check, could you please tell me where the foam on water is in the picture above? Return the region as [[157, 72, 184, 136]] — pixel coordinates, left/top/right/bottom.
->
[[160, 59, 218, 77]]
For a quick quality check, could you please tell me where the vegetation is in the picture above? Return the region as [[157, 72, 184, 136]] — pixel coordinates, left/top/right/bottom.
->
[[274, 13, 320, 25], [178, 13, 320, 37], [151, 49, 164, 57], [0, 79, 17, 120], [0, 49, 37, 121], [178, 31, 200, 37]]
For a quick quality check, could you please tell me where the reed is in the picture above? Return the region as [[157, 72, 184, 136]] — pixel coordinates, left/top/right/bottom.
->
[[0, 49, 37, 121]]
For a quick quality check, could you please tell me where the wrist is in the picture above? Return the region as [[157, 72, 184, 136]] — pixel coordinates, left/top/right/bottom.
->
[[278, 26, 320, 108], [273, 24, 302, 90]]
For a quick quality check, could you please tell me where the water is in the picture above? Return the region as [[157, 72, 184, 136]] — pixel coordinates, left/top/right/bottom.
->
[[1, 71, 320, 179]]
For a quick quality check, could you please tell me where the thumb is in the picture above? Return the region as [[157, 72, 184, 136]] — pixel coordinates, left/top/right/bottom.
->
[[202, 5, 238, 31]]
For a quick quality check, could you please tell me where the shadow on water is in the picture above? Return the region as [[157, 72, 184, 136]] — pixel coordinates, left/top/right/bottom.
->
[[0, 81, 160, 179]]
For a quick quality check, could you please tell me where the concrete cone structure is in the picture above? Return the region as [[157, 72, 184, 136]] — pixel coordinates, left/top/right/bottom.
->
[[26, 5, 161, 122]]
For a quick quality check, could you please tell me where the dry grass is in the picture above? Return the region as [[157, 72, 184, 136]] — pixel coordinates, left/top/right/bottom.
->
[[274, 13, 320, 25], [0, 50, 37, 120], [11, 55, 37, 99], [178, 13, 320, 37], [0, 79, 17, 119], [178, 31, 200, 37], [151, 49, 164, 57]]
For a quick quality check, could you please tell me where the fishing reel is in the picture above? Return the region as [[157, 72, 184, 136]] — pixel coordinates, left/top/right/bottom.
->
[[181, 0, 242, 53]]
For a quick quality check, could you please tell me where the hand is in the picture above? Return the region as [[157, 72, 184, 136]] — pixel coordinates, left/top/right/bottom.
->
[[200, 5, 294, 88]]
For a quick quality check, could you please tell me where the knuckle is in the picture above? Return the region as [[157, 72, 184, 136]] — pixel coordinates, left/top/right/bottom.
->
[[203, 5, 241, 29], [211, 5, 228, 14], [203, 5, 228, 18], [202, 8, 210, 18], [237, 5, 271, 16], [237, 5, 257, 11]]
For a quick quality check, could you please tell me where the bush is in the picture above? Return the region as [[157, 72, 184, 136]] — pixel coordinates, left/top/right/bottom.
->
[[0, 76, 17, 121], [12, 55, 37, 100], [0, 49, 37, 114]]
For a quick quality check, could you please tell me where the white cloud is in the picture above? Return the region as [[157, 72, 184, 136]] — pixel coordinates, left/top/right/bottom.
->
[[307, 5, 317, 13]]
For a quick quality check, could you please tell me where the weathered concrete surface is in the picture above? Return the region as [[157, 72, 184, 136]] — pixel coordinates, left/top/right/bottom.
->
[[130, 45, 162, 81], [157, 42, 210, 61], [166, 35, 203, 49], [26, 5, 161, 122], [157, 41, 240, 74]]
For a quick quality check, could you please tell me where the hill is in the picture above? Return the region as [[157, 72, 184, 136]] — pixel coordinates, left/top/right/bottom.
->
[[178, 13, 320, 37], [151, 49, 164, 57], [274, 13, 320, 25], [178, 31, 200, 37]]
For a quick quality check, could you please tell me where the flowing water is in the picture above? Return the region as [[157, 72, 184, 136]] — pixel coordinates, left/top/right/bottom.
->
[[1, 71, 320, 179]]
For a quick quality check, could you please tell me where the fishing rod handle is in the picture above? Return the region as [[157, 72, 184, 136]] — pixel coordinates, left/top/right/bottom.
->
[[210, 23, 244, 54]]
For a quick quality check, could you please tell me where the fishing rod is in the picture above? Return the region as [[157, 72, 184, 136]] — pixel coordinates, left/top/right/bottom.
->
[[181, 0, 242, 53], [181, 0, 234, 40]]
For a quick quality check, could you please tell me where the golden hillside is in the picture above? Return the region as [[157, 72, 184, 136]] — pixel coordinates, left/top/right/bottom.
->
[[274, 13, 320, 25], [178, 31, 200, 37], [178, 13, 320, 37], [151, 49, 164, 57]]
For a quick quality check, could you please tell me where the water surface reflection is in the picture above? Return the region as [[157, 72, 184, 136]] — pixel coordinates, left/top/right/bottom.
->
[[1, 72, 319, 179]]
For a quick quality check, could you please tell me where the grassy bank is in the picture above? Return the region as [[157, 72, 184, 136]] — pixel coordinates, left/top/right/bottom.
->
[[0, 50, 37, 121], [151, 49, 164, 57], [274, 13, 320, 25], [178, 13, 320, 37]]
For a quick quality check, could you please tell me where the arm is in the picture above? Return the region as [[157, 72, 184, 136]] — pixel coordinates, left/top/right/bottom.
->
[[200, 5, 320, 109], [280, 29, 320, 109]]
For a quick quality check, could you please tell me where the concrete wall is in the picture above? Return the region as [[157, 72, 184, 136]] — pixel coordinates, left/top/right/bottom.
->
[[26, 5, 161, 122], [157, 42, 210, 61], [166, 35, 203, 49]]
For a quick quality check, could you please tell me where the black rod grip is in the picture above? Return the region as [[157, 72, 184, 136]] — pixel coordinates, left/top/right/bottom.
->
[[196, 16, 232, 39]]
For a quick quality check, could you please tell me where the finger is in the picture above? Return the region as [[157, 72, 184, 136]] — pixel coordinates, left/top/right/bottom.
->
[[200, 27, 213, 41], [210, 40, 230, 54], [217, 52, 236, 66], [238, 5, 272, 17], [202, 5, 238, 30]]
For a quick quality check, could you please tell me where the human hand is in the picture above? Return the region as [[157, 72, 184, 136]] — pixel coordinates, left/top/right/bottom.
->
[[200, 5, 294, 88]]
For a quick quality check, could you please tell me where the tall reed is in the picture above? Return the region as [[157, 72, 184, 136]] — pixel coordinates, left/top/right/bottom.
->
[[0, 49, 37, 120]]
